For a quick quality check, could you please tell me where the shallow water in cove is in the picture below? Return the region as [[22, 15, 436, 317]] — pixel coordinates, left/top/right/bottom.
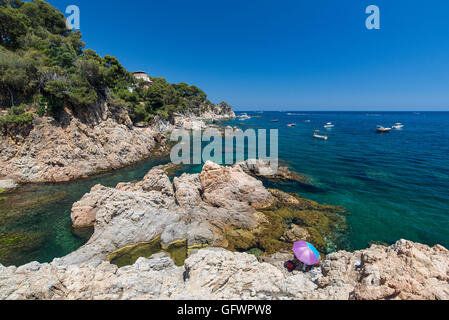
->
[[1, 111, 448, 266], [0, 156, 172, 266]]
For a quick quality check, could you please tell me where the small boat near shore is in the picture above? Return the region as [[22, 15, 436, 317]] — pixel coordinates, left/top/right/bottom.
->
[[313, 130, 328, 140], [376, 125, 392, 133], [287, 123, 296, 127], [392, 123, 404, 129], [271, 119, 279, 123], [238, 113, 251, 120]]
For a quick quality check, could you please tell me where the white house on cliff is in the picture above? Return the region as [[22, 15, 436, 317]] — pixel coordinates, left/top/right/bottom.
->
[[128, 71, 152, 92], [133, 71, 152, 83]]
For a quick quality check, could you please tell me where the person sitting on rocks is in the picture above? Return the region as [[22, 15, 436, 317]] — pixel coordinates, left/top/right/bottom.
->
[[286, 257, 321, 272], [284, 260, 297, 272]]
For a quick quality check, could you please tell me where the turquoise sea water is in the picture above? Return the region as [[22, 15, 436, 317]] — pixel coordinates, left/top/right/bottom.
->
[[1, 111, 448, 266], [230, 111, 449, 250], [0, 156, 172, 266]]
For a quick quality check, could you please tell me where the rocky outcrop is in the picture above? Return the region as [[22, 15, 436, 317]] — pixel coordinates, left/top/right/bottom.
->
[[199, 161, 274, 209], [66, 161, 349, 267], [171, 102, 235, 130], [236, 159, 310, 184], [321, 240, 449, 300], [193, 102, 236, 121], [0, 179, 17, 191], [0, 102, 164, 183], [0, 100, 235, 184], [65, 161, 275, 266], [0, 240, 447, 300]]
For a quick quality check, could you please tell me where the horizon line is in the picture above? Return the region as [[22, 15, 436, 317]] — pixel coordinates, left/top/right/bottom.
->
[[232, 109, 449, 112]]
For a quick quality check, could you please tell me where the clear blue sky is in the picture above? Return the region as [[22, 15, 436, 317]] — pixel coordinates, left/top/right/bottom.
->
[[50, 0, 449, 111]]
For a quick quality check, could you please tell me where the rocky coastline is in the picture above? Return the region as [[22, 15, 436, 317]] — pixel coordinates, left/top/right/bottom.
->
[[0, 101, 235, 184], [1, 239, 447, 300], [0, 161, 447, 300], [0, 0, 446, 301], [0, 102, 447, 300]]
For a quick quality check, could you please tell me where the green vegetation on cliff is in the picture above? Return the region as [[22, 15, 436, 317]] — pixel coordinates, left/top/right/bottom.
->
[[0, 0, 227, 126]]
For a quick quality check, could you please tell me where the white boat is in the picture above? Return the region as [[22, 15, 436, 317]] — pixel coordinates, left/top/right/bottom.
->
[[313, 130, 328, 140], [305, 120, 311, 123], [324, 122, 335, 128], [392, 123, 404, 129], [376, 125, 392, 133], [287, 123, 296, 127], [238, 113, 251, 120]]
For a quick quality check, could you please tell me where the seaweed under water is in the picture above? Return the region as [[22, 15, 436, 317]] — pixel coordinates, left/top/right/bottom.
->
[[223, 189, 349, 257], [107, 236, 189, 267]]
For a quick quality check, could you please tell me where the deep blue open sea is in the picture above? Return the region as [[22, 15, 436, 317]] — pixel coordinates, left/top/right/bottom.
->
[[1, 111, 448, 266], [230, 111, 449, 250]]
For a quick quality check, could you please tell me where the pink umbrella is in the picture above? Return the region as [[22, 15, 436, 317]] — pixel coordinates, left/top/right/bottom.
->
[[292, 241, 320, 266]]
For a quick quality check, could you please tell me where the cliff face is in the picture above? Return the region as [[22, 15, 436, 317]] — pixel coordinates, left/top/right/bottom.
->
[[0, 162, 447, 300], [196, 102, 236, 120], [0, 102, 161, 183], [0, 102, 235, 183]]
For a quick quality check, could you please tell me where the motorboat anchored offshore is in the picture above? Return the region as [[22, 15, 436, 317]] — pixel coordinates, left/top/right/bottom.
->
[[324, 122, 335, 128], [314, 130, 328, 140], [392, 123, 404, 129], [376, 125, 392, 133]]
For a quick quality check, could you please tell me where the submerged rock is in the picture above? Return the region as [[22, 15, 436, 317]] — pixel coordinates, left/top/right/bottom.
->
[[0, 190, 67, 226], [0, 232, 46, 266], [236, 159, 310, 184]]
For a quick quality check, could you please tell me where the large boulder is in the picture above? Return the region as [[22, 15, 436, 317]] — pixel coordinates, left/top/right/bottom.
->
[[351, 240, 449, 300], [71, 184, 104, 228], [66, 162, 272, 265], [0, 179, 18, 192], [173, 173, 202, 208], [200, 161, 274, 209]]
